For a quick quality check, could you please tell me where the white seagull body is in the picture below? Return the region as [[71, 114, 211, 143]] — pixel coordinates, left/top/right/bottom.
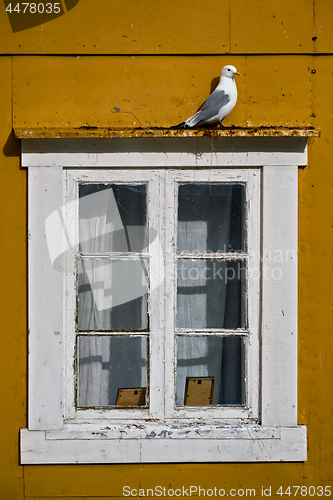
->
[[173, 65, 240, 129]]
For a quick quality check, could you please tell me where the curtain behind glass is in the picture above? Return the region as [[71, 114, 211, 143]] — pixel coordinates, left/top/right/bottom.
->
[[176, 336, 245, 406], [78, 336, 147, 407], [77, 184, 148, 407], [176, 183, 246, 406]]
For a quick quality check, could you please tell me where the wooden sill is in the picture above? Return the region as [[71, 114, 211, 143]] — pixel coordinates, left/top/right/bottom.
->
[[15, 126, 320, 139]]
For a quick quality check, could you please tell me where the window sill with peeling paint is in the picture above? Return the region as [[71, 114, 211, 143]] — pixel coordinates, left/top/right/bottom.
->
[[14, 126, 319, 140], [21, 425, 306, 464]]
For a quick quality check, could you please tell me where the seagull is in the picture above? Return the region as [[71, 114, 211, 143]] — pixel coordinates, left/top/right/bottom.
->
[[172, 65, 240, 129]]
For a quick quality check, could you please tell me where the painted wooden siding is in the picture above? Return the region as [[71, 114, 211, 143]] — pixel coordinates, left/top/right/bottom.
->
[[13, 55, 315, 129], [0, 0, 325, 55], [0, 57, 26, 500]]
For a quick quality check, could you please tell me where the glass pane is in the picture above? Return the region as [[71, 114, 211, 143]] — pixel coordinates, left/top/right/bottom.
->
[[77, 335, 148, 407], [176, 336, 245, 406], [177, 260, 246, 329], [177, 183, 245, 253], [78, 258, 148, 331], [79, 184, 147, 253]]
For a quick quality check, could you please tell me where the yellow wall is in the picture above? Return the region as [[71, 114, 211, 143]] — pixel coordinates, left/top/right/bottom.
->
[[1, 1, 332, 498]]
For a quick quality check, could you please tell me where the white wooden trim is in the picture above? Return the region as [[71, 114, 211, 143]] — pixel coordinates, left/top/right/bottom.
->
[[28, 167, 64, 430], [44, 424, 281, 440], [22, 151, 307, 168], [261, 166, 298, 427], [64, 170, 165, 422], [21, 137, 308, 168], [164, 169, 260, 421], [24, 144, 305, 463], [20, 426, 307, 464], [149, 171, 166, 420]]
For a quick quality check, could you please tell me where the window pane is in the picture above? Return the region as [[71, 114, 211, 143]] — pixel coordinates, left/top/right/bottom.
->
[[176, 336, 245, 406], [177, 183, 245, 253], [77, 335, 148, 407], [177, 260, 246, 329], [79, 184, 147, 253], [78, 258, 148, 331]]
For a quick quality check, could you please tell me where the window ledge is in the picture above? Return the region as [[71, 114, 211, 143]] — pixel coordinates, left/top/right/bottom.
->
[[14, 126, 320, 140], [20, 425, 307, 464]]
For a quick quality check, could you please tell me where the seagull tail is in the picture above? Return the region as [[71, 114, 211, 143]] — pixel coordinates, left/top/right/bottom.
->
[[170, 121, 192, 129]]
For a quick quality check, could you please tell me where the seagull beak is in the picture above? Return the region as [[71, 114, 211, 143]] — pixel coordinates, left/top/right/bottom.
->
[[234, 72, 241, 76]]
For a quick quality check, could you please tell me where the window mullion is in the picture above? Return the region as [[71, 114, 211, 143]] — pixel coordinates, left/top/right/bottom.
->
[[164, 170, 178, 418], [148, 171, 166, 419]]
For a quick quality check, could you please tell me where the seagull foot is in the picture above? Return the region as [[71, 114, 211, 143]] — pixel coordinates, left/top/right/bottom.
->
[[170, 122, 191, 130]]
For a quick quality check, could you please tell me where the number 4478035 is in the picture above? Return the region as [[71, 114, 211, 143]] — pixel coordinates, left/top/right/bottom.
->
[[277, 485, 331, 496], [6, 3, 61, 14]]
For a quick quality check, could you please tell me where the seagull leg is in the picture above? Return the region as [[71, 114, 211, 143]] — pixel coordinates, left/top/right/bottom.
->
[[219, 119, 225, 129]]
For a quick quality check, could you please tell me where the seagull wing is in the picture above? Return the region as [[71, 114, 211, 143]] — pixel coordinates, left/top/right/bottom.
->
[[186, 89, 230, 127]]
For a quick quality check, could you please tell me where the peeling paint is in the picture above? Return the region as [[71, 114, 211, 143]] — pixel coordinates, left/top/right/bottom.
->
[[14, 127, 319, 140], [45, 425, 281, 441]]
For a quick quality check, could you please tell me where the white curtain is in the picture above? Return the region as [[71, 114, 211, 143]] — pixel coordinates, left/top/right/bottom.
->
[[176, 185, 245, 406], [78, 336, 147, 407], [78, 336, 111, 406], [77, 184, 148, 407]]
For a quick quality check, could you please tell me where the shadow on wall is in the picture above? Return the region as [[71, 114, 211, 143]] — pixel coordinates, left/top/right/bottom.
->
[[210, 77, 220, 94], [4, 0, 80, 33], [3, 130, 20, 157]]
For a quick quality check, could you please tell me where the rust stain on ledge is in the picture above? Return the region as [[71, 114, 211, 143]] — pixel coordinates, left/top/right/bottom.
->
[[14, 127, 320, 139]]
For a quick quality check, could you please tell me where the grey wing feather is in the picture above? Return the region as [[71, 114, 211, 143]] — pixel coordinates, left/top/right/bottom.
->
[[187, 89, 230, 126]]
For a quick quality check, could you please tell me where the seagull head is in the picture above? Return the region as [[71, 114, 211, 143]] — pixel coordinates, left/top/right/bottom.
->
[[221, 65, 241, 79]]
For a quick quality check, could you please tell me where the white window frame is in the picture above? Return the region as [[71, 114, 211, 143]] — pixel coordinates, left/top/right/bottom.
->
[[20, 137, 307, 464], [164, 169, 260, 422], [64, 168, 259, 424], [64, 169, 164, 423]]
